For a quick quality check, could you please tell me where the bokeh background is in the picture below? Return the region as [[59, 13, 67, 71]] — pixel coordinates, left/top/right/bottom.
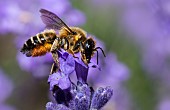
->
[[0, 0, 170, 110]]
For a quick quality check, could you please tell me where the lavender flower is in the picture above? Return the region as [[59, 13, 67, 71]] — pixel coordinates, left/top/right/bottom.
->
[[75, 58, 89, 83], [46, 49, 113, 110], [47, 83, 113, 110], [48, 51, 75, 90], [90, 86, 113, 109], [46, 102, 71, 110]]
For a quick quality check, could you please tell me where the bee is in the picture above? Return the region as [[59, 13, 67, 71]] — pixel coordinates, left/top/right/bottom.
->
[[20, 9, 105, 73]]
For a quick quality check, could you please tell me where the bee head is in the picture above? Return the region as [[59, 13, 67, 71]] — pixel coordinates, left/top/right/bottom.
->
[[83, 38, 95, 63], [81, 38, 106, 65]]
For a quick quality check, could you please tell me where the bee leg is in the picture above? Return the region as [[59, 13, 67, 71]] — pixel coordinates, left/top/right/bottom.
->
[[50, 63, 58, 74], [79, 43, 88, 64], [50, 52, 60, 72], [63, 38, 78, 58], [50, 39, 60, 52], [51, 52, 59, 66], [50, 39, 60, 70], [67, 49, 78, 58]]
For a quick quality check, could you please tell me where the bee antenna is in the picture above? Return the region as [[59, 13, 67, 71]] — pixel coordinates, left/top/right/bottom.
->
[[94, 47, 106, 57]]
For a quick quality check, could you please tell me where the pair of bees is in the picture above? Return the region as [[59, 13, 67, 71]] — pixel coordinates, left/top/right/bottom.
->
[[21, 9, 105, 74]]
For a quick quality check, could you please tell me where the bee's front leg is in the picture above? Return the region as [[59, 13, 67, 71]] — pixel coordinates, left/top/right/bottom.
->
[[67, 49, 78, 58]]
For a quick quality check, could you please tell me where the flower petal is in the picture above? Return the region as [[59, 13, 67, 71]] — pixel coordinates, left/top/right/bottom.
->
[[75, 60, 89, 83]]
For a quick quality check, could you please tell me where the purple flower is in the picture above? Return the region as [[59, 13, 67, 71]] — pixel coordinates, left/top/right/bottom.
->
[[48, 51, 75, 90], [46, 102, 71, 110], [74, 92, 90, 110], [46, 82, 113, 110], [59, 52, 75, 75], [90, 86, 113, 109], [48, 73, 71, 90], [48, 50, 89, 91], [47, 48, 113, 109], [75, 58, 89, 83]]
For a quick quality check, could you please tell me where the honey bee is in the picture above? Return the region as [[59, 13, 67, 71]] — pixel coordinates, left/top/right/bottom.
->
[[20, 9, 105, 73]]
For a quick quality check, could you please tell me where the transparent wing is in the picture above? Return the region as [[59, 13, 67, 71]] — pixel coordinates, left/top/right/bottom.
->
[[40, 9, 73, 33]]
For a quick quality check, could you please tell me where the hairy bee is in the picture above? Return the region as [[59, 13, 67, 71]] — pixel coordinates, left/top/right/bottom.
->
[[20, 9, 105, 73], [20, 29, 57, 57]]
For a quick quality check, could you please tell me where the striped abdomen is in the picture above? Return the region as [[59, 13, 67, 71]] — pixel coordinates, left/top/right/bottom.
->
[[20, 29, 57, 57]]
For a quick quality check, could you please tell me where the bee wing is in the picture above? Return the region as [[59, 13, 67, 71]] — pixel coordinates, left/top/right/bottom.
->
[[40, 9, 73, 33]]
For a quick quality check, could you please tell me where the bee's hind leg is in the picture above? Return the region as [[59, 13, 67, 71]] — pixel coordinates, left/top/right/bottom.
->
[[50, 52, 60, 74], [50, 39, 60, 72], [50, 63, 58, 74]]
